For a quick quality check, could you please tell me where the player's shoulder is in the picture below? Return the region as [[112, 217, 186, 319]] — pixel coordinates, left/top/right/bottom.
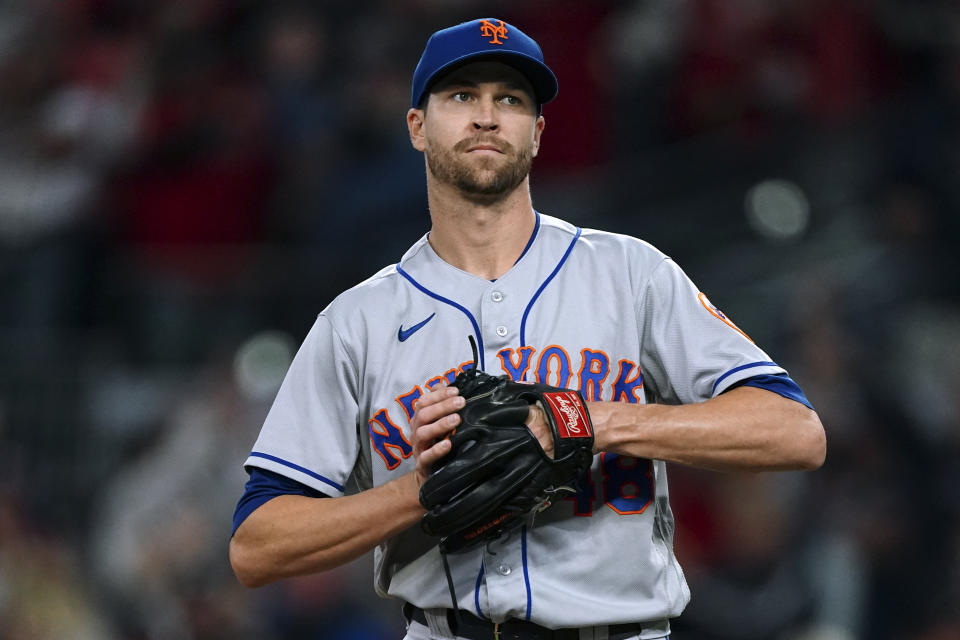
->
[[322, 264, 400, 317], [538, 212, 669, 266]]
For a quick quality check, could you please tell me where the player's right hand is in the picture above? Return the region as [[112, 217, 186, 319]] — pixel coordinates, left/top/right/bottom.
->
[[411, 385, 465, 487]]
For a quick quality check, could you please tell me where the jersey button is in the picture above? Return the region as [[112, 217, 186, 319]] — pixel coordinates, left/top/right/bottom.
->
[[491, 291, 504, 302], [496, 326, 508, 337], [497, 564, 512, 576]]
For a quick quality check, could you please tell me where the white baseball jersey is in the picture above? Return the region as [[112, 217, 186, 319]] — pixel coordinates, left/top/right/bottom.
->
[[245, 213, 787, 635]]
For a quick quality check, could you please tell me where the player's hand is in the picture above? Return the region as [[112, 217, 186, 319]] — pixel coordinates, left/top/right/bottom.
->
[[411, 385, 465, 487], [525, 402, 554, 459]]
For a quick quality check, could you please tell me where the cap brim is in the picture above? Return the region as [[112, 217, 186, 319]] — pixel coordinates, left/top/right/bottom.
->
[[417, 50, 558, 108]]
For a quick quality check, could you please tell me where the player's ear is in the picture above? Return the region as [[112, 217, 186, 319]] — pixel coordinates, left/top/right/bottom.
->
[[408, 108, 427, 152], [531, 114, 545, 157]]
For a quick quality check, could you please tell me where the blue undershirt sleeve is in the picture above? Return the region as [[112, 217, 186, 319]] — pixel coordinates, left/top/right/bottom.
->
[[232, 467, 330, 536], [724, 373, 814, 410]]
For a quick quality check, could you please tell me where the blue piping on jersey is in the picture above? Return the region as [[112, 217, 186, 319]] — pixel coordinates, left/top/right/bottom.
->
[[475, 562, 487, 619], [522, 526, 532, 620], [492, 213, 541, 282], [519, 227, 582, 348], [396, 265, 486, 370], [711, 361, 778, 395], [515, 212, 541, 266], [247, 451, 345, 493]]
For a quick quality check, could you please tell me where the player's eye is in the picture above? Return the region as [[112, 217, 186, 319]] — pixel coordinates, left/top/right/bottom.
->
[[500, 95, 523, 106], [452, 91, 471, 103]]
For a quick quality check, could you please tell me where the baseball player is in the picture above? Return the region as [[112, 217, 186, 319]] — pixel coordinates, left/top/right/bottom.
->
[[230, 18, 826, 640]]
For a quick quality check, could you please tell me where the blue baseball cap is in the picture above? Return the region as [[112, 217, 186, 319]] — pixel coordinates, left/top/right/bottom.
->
[[411, 18, 558, 110]]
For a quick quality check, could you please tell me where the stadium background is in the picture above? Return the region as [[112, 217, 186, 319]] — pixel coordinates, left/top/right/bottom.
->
[[1, 1, 958, 638]]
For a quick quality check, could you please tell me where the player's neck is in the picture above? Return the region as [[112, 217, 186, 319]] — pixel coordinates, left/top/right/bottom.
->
[[426, 179, 537, 281]]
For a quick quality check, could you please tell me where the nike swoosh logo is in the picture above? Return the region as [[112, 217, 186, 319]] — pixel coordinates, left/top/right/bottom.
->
[[398, 313, 436, 342]]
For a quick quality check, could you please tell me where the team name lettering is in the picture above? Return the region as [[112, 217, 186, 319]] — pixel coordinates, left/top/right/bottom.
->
[[579, 349, 609, 401], [367, 409, 413, 470], [502, 347, 643, 403], [497, 345, 534, 381], [366, 345, 643, 470]]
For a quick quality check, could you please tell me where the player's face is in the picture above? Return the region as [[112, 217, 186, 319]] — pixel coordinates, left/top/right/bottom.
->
[[408, 62, 545, 201]]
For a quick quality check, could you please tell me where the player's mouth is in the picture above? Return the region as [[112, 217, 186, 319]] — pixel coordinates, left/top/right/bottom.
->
[[466, 144, 504, 154], [457, 137, 509, 155]]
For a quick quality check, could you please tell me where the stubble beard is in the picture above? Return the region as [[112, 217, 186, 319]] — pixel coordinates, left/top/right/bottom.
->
[[426, 136, 534, 203]]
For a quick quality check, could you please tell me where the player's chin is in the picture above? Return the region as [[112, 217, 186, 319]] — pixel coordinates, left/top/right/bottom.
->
[[463, 156, 507, 174]]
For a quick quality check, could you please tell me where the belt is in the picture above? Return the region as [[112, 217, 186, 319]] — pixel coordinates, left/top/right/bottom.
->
[[404, 604, 646, 640]]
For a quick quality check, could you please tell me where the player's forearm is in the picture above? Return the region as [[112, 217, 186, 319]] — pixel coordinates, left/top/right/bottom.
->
[[230, 473, 424, 588], [589, 386, 826, 471]]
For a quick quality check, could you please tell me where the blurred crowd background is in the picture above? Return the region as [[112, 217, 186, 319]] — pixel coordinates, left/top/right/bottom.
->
[[1, 0, 958, 639]]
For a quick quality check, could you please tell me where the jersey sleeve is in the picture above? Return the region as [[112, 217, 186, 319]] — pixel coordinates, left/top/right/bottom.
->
[[232, 467, 328, 536], [243, 314, 360, 497], [731, 373, 814, 409], [638, 258, 786, 404]]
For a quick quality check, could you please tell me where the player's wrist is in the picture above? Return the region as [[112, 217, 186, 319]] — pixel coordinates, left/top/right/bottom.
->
[[392, 472, 428, 515], [585, 401, 647, 454], [585, 401, 610, 453]]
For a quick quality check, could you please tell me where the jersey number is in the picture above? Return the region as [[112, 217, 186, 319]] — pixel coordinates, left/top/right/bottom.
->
[[565, 452, 653, 516]]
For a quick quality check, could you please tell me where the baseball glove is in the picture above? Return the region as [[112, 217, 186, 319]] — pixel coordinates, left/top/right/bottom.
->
[[419, 366, 595, 553]]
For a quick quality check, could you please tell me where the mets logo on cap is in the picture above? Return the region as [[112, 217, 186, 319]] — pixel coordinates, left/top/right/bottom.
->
[[478, 19, 508, 44]]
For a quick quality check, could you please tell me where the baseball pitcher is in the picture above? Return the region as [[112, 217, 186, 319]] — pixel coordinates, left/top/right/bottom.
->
[[230, 18, 827, 640]]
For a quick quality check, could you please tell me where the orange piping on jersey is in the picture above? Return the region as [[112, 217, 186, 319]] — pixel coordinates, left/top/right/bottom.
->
[[698, 292, 754, 343]]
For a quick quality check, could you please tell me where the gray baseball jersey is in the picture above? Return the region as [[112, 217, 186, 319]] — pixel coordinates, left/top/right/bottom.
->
[[244, 213, 786, 635]]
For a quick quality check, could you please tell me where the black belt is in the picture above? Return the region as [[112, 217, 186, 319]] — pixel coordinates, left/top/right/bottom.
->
[[404, 603, 646, 640]]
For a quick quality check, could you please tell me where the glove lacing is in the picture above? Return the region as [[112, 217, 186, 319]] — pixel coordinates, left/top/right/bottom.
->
[[436, 334, 483, 631]]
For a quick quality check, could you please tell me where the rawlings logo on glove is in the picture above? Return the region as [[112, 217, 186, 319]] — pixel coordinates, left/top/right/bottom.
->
[[543, 391, 592, 438]]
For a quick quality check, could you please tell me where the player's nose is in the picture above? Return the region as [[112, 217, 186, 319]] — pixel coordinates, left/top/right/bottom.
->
[[471, 97, 498, 131]]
